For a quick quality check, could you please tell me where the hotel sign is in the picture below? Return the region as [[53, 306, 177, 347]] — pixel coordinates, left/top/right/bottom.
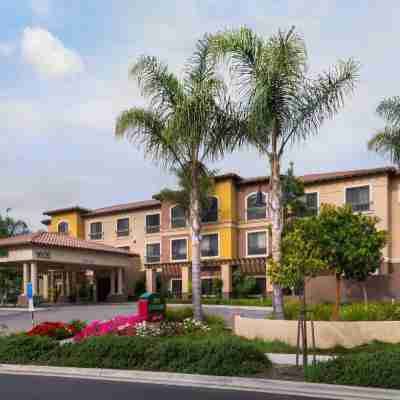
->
[[35, 249, 51, 259]]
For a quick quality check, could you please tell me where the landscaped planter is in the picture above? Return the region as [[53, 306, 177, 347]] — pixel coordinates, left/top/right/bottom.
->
[[234, 315, 400, 348]]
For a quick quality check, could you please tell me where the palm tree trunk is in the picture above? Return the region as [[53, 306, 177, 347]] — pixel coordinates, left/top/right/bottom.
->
[[270, 151, 285, 320], [332, 273, 341, 320], [191, 166, 203, 321]]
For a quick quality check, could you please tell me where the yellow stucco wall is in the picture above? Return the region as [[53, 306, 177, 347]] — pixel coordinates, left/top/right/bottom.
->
[[49, 212, 85, 238]]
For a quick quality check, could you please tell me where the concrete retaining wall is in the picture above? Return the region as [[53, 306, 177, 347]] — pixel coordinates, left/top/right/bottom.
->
[[234, 316, 400, 349]]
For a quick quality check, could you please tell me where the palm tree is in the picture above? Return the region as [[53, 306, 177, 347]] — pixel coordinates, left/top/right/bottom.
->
[[115, 40, 241, 321], [368, 97, 400, 165], [207, 26, 359, 318]]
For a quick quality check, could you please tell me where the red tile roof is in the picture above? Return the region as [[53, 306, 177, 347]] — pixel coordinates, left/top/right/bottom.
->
[[83, 199, 160, 218], [43, 206, 91, 216], [0, 232, 138, 256], [238, 166, 397, 186]]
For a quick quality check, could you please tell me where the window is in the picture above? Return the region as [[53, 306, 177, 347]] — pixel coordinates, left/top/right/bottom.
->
[[201, 278, 214, 295], [201, 233, 219, 257], [116, 218, 129, 237], [255, 277, 266, 294], [57, 221, 69, 234], [90, 222, 103, 240], [247, 231, 267, 256], [201, 197, 218, 223], [146, 243, 160, 263], [146, 213, 160, 234], [345, 186, 370, 212], [170, 279, 182, 296], [246, 193, 267, 220], [171, 206, 186, 228], [171, 238, 188, 261], [304, 192, 319, 216]]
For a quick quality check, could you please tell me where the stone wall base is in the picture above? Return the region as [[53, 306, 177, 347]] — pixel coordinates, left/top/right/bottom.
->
[[17, 295, 28, 307]]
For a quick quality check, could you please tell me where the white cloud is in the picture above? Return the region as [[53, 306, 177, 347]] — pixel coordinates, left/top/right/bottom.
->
[[30, 0, 51, 17], [21, 27, 84, 78], [0, 42, 15, 57]]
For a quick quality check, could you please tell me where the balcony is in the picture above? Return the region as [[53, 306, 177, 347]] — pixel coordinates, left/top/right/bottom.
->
[[146, 225, 160, 234]]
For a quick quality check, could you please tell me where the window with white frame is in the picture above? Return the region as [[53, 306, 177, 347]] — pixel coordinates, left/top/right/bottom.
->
[[89, 222, 103, 240], [345, 186, 370, 212], [247, 231, 267, 256], [170, 279, 182, 296], [201, 197, 218, 223], [171, 206, 186, 228], [116, 218, 130, 237], [146, 213, 160, 234], [146, 242, 161, 263], [171, 238, 188, 261], [57, 221, 69, 234], [304, 192, 319, 216], [246, 193, 267, 220], [200, 233, 219, 257]]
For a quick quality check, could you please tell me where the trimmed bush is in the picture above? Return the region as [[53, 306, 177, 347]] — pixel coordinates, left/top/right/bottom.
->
[[0, 334, 270, 376], [279, 301, 400, 321], [305, 350, 400, 389]]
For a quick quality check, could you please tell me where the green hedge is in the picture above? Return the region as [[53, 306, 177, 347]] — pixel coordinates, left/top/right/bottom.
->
[[0, 334, 271, 376], [167, 298, 273, 307], [305, 351, 400, 389], [281, 302, 400, 321]]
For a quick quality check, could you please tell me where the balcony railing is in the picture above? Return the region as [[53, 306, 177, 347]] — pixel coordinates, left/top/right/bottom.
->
[[89, 232, 103, 240], [116, 229, 130, 237], [349, 202, 371, 212], [145, 255, 161, 264], [248, 246, 267, 256], [146, 225, 160, 234]]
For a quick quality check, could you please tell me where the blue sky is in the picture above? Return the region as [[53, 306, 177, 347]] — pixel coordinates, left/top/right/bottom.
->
[[1, 1, 399, 229]]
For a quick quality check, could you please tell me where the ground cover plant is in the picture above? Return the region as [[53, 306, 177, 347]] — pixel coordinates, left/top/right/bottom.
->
[[305, 350, 400, 389], [27, 320, 86, 340]]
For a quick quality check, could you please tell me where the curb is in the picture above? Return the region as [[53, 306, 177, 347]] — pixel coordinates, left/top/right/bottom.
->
[[0, 364, 398, 400], [167, 303, 273, 311], [267, 353, 334, 366]]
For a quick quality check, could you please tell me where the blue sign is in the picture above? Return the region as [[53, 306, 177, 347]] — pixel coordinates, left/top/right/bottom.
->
[[27, 283, 33, 300]]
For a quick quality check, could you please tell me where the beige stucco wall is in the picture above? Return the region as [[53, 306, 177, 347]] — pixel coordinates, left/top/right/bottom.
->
[[305, 174, 390, 262], [234, 316, 400, 349], [83, 207, 161, 268]]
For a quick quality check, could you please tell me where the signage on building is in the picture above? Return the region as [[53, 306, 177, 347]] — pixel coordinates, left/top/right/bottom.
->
[[35, 249, 51, 259]]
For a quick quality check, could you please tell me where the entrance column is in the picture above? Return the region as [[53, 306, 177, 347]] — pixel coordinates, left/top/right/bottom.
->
[[181, 265, 191, 299], [23, 263, 30, 295], [30, 262, 38, 296], [110, 269, 116, 296], [42, 273, 49, 301], [65, 272, 71, 297], [221, 263, 232, 299], [117, 268, 124, 295], [146, 268, 156, 293]]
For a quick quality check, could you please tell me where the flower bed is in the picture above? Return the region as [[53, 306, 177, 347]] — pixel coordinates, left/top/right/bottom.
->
[[27, 320, 86, 340]]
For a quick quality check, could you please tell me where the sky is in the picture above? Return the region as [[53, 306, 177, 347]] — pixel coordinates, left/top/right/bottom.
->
[[1, 0, 399, 230]]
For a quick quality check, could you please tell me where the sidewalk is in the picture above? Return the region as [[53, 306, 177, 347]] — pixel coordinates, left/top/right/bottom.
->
[[0, 364, 396, 400]]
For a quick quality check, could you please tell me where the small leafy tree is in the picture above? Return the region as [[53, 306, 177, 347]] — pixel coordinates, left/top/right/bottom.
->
[[317, 205, 387, 319]]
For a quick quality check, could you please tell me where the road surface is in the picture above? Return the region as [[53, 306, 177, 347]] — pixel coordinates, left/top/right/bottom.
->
[[0, 374, 331, 400]]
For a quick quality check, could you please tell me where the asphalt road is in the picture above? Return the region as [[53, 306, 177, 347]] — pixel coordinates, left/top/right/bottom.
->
[[0, 374, 330, 400]]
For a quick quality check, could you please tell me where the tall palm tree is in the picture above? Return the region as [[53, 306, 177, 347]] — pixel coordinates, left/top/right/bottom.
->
[[368, 97, 400, 165], [115, 40, 240, 321], [207, 26, 359, 318]]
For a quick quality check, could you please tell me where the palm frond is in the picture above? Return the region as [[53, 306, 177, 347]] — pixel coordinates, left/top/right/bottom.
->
[[376, 96, 400, 126], [368, 128, 400, 165], [279, 58, 359, 155], [130, 56, 184, 115], [115, 108, 185, 169]]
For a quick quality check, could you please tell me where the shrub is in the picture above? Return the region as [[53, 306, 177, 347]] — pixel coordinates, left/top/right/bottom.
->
[[279, 301, 400, 321], [0, 334, 271, 376], [27, 320, 86, 340], [165, 307, 193, 321], [305, 350, 400, 389]]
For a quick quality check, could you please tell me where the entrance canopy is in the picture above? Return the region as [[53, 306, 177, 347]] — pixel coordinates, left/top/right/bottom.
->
[[0, 231, 137, 269]]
